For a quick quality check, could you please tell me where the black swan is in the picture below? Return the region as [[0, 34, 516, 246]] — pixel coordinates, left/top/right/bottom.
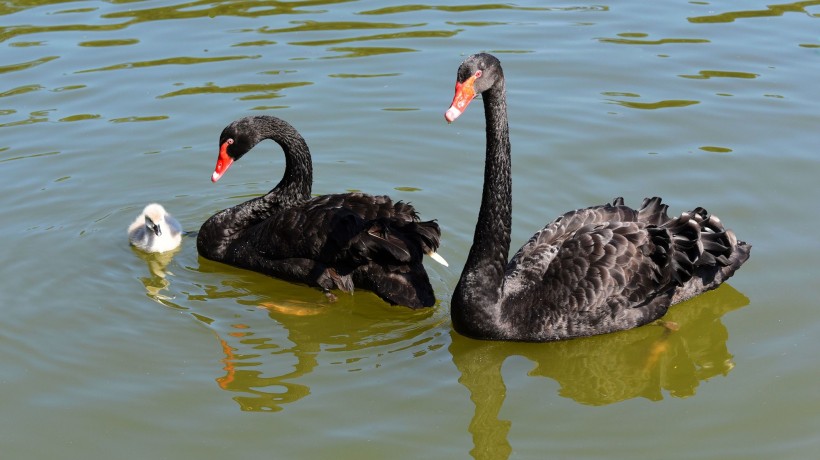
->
[[128, 203, 182, 253], [197, 115, 446, 308], [444, 53, 751, 341]]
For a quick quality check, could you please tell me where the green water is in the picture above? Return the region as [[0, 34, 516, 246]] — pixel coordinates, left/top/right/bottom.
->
[[2, 0, 819, 458]]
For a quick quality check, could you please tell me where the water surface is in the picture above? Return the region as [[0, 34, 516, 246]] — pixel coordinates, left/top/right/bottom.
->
[[2, 1, 819, 458]]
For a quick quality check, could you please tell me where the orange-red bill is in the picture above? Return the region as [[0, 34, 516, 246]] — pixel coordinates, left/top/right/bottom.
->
[[445, 75, 477, 123], [212, 141, 234, 182]]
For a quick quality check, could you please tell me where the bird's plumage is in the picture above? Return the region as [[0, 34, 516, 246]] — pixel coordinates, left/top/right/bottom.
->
[[445, 53, 750, 341], [197, 116, 443, 308], [128, 203, 182, 253]]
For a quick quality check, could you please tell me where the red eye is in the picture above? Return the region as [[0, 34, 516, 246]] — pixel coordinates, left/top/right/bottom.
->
[[475, 70, 483, 78]]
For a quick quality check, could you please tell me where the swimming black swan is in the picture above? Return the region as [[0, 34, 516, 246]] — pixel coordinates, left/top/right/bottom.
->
[[128, 203, 183, 253], [444, 53, 751, 341], [197, 115, 446, 308]]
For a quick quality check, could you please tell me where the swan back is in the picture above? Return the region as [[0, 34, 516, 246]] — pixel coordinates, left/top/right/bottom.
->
[[128, 203, 182, 253]]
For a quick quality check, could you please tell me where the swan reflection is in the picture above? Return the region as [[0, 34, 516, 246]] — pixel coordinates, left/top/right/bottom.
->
[[133, 246, 182, 301], [206, 288, 442, 412], [450, 284, 749, 459]]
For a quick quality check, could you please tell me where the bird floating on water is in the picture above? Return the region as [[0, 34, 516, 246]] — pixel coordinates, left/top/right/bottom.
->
[[128, 203, 183, 253], [444, 52, 751, 342]]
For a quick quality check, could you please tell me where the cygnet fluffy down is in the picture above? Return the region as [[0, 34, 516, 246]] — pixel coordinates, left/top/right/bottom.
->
[[128, 203, 182, 253]]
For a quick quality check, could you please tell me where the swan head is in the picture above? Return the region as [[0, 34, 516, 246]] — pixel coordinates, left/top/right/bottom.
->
[[445, 53, 503, 123], [141, 203, 168, 236], [144, 214, 161, 236], [212, 117, 260, 182]]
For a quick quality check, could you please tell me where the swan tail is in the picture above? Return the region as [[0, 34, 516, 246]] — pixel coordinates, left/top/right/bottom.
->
[[357, 220, 414, 263], [360, 219, 442, 261], [406, 220, 442, 255], [636, 196, 671, 226], [650, 206, 751, 304]]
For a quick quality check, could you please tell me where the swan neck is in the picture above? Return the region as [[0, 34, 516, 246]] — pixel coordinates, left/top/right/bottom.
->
[[231, 118, 314, 224], [452, 80, 512, 331], [197, 117, 313, 260], [266, 118, 313, 202]]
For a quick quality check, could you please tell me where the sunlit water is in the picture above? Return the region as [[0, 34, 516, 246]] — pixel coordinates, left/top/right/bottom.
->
[[2, 1, 819, 458]]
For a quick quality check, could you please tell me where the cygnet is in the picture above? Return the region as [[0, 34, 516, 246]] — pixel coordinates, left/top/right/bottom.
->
[[128, 203, 182, 253]]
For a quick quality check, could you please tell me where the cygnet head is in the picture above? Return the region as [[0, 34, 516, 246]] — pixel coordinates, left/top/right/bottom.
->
[[128, 203, 183, 253]]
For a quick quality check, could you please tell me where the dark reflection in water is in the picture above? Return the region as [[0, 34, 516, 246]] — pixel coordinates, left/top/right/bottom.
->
[[139, 254, 445, 412], [133, 246, 183, 301], [154, 257, 442, 411], [214, 313, 315, 413], [212, 296, 442, 411], [449, 285, 749, 460]]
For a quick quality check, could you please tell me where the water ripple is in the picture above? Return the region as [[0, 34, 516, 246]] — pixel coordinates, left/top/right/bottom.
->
[[101, 0, 347, 21], [606, 97, 700, 110], [0, 56, 58, 74], [259, 20, 422, 34], [162, 268, 449, 412], [0, 149, 59, 164], [358, 3, 574, 15], [0, 22, 129, 43], [77, 38, 140, 47], [0, 84, 44, 98], [322, 45, 417, 58], [598, 33, 709, 45], [688, 1, 820, 23], [109, 115, 170, 123], [157, 81, 312, 99], [679, 70, 759, 80], [290, 29, 457, 47], [76, 54, 261, 73]]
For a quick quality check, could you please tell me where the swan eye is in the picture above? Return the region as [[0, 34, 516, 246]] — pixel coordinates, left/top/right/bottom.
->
[[475, 70, 483, 78], [226, 138, 234, 145]]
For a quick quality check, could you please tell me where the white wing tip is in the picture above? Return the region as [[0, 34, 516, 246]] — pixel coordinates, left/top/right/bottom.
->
[[428, 251, 449, 267]]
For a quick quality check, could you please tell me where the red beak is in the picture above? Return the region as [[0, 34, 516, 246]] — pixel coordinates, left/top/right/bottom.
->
[[444, 75, 477, 123], [212, 141, 234, 182]]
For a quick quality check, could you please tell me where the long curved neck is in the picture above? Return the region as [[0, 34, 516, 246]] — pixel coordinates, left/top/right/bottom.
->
[[258, 116, 314, 209], [452, 79, 513, 335], [198, 117, 313, 260]]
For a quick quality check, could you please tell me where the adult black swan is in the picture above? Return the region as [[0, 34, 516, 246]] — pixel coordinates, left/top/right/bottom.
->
[[197, 116, 446, 308], [444, 53, 750, 341]]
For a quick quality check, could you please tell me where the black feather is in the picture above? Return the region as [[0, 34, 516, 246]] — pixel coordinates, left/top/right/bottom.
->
[[198, 116, 441, 308], [447, 53, 751, 341]]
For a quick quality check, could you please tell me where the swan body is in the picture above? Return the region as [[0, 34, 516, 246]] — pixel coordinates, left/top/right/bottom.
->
[[128, 203, 183, 253], [197, 116, 444, 308], [445, 53, 751, 342]]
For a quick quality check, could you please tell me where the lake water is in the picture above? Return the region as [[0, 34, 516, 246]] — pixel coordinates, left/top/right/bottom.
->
[[2, 0, 819, 458]]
